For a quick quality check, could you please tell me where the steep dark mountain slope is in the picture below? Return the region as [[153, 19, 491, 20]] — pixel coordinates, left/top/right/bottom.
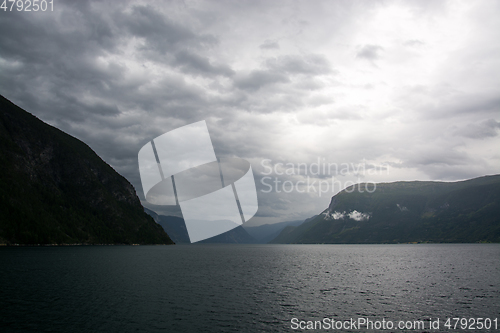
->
[[0, 95, 173, 245], [271, 175, 500, 244], [144, 208, 191, 244]]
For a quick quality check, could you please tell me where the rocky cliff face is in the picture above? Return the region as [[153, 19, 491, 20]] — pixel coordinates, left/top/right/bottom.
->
[[0, 95, 173, 245]]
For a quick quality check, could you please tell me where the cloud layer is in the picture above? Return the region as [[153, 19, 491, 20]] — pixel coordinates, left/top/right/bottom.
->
[[1, 0, 499, 225]]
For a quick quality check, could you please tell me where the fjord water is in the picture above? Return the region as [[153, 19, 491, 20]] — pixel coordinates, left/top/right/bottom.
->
[[1, 244, 498, 332]]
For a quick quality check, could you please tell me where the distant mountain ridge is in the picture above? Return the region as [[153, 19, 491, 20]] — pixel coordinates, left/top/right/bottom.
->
[[144, 208, 191, 243], [145, 208, 257, 244], [0, 95, 173, 245], [271, 175, 500, 244], [242, 218, 312, 243]]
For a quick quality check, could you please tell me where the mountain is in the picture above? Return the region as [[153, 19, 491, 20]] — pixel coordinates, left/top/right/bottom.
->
[[144, 208, 191, 244], [242, 218, 311, 243], [270, 175, 500, 244], [199, 225, 256, 244], [145, 208, 257, 244], [0, 95, 173, 245]]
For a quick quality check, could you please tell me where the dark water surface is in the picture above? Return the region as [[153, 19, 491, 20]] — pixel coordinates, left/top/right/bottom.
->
[[1, 244, 499, 332]]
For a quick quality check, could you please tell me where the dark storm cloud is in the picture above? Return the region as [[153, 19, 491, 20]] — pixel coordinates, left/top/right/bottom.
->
[[454, 119, 500, 139], [447, 97, 500, 117], [234, 70, 290, 91], [0, 3, 116, 62], [234, 54, 333, 94], [117, 4, 218, 53], [0, 1, 226, 118], [0, 4, 125, 124], [356, 44, 383, 60], [260, 40, 280, 50], [173, 50, 235, 77], [114, 4, 236, 79]]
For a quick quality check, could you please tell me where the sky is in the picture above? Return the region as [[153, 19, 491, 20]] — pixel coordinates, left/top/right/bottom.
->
[[1, 0, 499, 226]]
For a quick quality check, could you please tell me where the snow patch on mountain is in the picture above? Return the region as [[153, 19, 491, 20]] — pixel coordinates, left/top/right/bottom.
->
[[325, 210, 371, 221]]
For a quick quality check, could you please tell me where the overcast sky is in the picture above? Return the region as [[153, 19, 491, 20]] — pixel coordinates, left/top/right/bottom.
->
[[1, 0, 499, 225]]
